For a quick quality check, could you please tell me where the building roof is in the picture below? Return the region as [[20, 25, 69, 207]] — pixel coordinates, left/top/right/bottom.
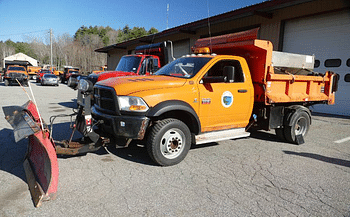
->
[[4, 52, 39, 66], [95, 0, 314, 53]]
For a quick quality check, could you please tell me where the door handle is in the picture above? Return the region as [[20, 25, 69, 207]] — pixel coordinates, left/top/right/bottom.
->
[[238, 89, 247, 93]]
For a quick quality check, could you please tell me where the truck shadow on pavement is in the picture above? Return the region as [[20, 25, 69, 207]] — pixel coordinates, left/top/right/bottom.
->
[[0, 128, 27, 182], [283, 150, 350, 168], [249, 130, 287, 143], [50, 122, 155, 165], [311, 112, 350, 120], [58, 99, 77, 109], [106, 143, 156, 166]]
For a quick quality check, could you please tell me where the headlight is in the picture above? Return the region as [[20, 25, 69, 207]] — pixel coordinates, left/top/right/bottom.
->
[[118, 96, 149, 112], [78, 79, 93, 92]]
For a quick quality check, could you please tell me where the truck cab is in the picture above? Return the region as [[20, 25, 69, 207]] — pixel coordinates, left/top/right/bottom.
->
[[89, 53, 161, 84], [60, 66, 80, 84], [87, 41, 172, 85], [3, 65, 29, 86], [91, 54, 254, 165]]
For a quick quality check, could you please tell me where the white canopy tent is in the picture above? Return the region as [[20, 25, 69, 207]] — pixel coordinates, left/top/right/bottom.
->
[[3, 53, 38, 69]]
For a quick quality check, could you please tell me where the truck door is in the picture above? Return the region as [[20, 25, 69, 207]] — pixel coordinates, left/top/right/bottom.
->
[[198, 59, 253, 132]]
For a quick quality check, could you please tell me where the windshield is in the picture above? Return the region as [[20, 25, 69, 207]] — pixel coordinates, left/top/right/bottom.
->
[[43, 74, 57, 78], [41, 70, 51, 74], [155, 57, 212, 78], [70, 70, 79, 74], [8, 67, 25, 71], [115, 56, 142, 73]]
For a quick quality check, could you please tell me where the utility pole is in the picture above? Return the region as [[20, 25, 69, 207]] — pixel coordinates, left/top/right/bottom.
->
[[50, 28, 53, 69]]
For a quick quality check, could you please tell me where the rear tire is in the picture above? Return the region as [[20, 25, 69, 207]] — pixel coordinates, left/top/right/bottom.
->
[[147, 118, 191, 166], [284, 111, 310, 144]]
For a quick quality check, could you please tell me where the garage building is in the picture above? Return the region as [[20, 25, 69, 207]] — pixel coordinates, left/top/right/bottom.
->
[[96, 0, 350, 116]]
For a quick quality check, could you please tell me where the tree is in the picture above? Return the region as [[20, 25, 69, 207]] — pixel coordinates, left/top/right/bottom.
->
[[1, 24, 159, 73], [148, 27, 159, 35]]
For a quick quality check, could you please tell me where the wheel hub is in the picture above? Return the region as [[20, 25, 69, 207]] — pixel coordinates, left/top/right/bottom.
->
[[160, 129, 184, 159], [295, 118, 307, 135], [167, 137, 181, 153]]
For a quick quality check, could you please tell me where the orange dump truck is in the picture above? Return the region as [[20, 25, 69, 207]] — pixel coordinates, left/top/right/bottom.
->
[[27, 66, 42, 80], [3, 65, 29, 86], [90, 28, 338, 166]]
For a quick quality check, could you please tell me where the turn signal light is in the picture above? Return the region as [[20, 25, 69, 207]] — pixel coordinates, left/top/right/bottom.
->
[[129, 105, 147, 111]]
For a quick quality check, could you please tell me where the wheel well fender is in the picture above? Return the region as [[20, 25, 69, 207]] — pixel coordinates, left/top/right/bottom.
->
[[147, 100, 201, 134], [285, 105, 311, 126]]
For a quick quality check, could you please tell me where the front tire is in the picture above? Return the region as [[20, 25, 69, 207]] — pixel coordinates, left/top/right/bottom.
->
[[67, 77, 72, 87], [147, 118, 191, 166], [4, 79, 9, 86]]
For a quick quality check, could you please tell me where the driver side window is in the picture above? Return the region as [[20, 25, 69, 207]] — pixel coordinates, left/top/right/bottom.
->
[[205, 60, 244, 83]]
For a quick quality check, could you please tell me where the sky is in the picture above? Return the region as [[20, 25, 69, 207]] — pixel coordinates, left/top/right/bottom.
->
[[0, 0, 265, 43]]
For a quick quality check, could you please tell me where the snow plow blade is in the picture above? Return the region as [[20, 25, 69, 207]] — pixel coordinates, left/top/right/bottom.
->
[[3, 101, 58, 207]]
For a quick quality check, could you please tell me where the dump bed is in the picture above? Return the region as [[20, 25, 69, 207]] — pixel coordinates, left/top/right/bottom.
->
[[135, 41, 173, 66], [192, 28, 337, 105]]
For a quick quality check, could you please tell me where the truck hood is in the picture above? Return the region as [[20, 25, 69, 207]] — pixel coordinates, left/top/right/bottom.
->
[[96, 75, 187, 95], [7, 71, 27, 74], [97, 71, 136, 82]]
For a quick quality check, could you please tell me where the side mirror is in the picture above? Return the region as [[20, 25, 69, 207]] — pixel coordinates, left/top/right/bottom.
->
[[148, 58, 159, 73], [223, 66, 235, 83], [153, 59, 159, 72]]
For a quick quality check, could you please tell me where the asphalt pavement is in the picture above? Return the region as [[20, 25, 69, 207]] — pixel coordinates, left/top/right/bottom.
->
[[0, 81, 349, 216]]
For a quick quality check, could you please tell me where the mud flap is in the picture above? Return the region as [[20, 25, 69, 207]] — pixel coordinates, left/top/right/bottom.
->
[[3, 101, 59, 207]]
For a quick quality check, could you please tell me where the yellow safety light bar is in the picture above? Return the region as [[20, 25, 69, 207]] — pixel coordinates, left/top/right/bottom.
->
[[193, 47, 211, 54]]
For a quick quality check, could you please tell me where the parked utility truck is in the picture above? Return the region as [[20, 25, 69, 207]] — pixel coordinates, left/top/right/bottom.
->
[[27, 66, 42, 80], [60, 66, 80, 84], [3, 65, 29, 86], [91, 28, 338, 166]]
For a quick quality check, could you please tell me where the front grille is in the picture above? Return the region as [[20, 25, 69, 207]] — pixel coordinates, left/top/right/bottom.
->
[[93, 85, 119, 115], [9, 73, 26, 79]]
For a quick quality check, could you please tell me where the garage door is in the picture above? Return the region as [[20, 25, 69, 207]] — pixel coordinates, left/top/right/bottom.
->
[[173, 39, 190, 59], [283, 11, 350, 116]]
